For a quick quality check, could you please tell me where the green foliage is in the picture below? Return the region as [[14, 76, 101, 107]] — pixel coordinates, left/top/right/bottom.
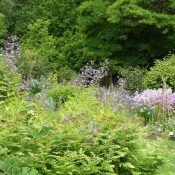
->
[[77, 0, 109, 31], [48, 84, 77, 108], [59, 87, 110, 119], [20, 19, 56, 78], [164, 117, 175, 134], [2, 0, 175, 73], [120, 67, 147, 93], [53, 0, 175, 72], [1, 1, 174, 174], [0, 0, 45, 36], [0, 154, 39, 175], [0, 13, 6, 45], [107, 0, 175, 28], [56, 31, 93, 71], [17, 49, 39, 80], [0, 57, 21, 104], [144, 55, 175, 89], [0, 87, 162, 175], [22, 19, 55, 58], [156, 140, 175, 175], [57, 66, 76, 83]]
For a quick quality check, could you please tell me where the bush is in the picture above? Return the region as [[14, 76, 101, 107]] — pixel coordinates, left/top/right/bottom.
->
[[144, 55, 175, 90], [47, 84, 77, 108], [0, 87, 162, 175], [57, 66, 76, 83], [21, 19, 56, 78], [120, 67, 146, 93]]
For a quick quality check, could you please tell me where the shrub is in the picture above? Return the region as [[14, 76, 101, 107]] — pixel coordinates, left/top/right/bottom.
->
[[17, 49, 39, 80], [144, 55, 175, 90], [120, 67, 146, 93], [21, 19, 56, 78], [0, 87, 162, 175], [47, 84, 77, 108], [57, 66, 76, 83]]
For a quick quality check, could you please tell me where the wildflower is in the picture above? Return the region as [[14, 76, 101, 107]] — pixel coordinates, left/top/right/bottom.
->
[[133, 88, 175, 112], [19, 85, 25, 91]]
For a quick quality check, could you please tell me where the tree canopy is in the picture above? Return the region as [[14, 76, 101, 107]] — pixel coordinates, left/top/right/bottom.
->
[[1, 0, 175, 75]]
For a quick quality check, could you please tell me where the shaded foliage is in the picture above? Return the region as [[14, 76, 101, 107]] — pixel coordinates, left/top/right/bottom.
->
[[1, 0, 175, 76], [0, 13, 6, 45]]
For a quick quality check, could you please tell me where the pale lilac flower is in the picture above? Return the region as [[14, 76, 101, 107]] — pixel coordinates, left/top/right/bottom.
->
[[133, 88, 175, 112]]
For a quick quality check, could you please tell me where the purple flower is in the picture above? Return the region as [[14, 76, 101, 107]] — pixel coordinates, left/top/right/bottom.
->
[[73, 60, 109, 87], [19, 85, 25, 91], [133, 88, 175, 112]]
